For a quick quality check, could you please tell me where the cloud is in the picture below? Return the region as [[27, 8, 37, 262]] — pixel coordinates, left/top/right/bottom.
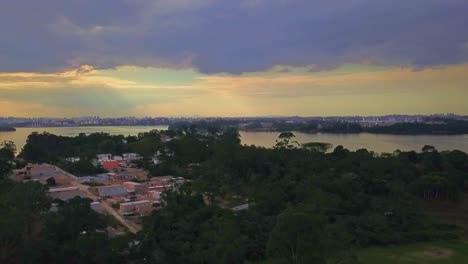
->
[[0, 0, 467, 73], [1, 64, 468, 116]]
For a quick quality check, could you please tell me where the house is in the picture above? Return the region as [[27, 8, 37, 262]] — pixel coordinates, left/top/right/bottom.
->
[[152, 156, 161, 165], [97, 185, 128, 197], [232, 203, 250, 212], [148, 176, 174, 192], [48, 186, 87, 200], [79, 173, 110, 184], [65, 157, 80, 163], [160, 135, 172, 143], [90, 201, 104, 213], [14, 164, 59, 178], [123, 182, 148, 194], [14, 164, 68, 184], [120, 200, 152, 214], [123, 153, 142, 161], [96, 154, 112, 164], [103, 160, 120, 171], [138, 190, 161, 202], [113, 156, 123, 161]]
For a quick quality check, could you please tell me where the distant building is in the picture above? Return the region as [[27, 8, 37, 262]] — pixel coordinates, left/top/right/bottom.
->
[[48, 186, 87, 200], [123, 153, 142, 161], [120, 200, 152, 214], [79, 173, 110, 184], [65, 157, 80, 163], [123, 182, 148, 194], [96, 154, 112, 164], [14, 164, 69, 184], [152, 156, 161, 165], [90, 201, 104, 213], [14, 163, 58, 178], [103, 160, 120, 171], [232, 203, 250, 212], [97, 185, 128, 197], [147, 176, 175, 192], [138, 190, 161, 202], [160, 135, 172, 143]]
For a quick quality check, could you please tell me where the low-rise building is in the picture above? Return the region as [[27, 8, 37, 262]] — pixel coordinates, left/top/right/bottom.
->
[[90, 201, 104, 213], [96, 154, 112, 164], [120, 200, 152, 214], [136, 190, 161, 202], [103, 160, 121, 171], [113, 156, 123, 161], [48, 186, 87, 200], [123, 153, 142, 161], [97, 185, 128, 197], [123, 181, 148, 193], [65, 157, 81, 163], [14, 164, 69, 184], [79, 173, 110, 184]]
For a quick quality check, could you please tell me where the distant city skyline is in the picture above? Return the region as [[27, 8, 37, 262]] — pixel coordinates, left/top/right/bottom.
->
[[1, 1, 467, 117]]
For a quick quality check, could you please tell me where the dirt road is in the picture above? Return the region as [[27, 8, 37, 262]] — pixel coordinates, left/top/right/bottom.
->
[[55, 166, 142, 234]]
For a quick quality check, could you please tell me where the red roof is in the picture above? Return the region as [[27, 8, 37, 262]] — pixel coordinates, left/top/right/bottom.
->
[[103, 160, 120, 171]]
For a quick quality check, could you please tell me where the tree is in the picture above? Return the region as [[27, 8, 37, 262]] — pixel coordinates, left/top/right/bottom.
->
[[274, 132, 300, 150], [0, 160, 12, 181], [422, 145, 436, 152], [137, 187, 245, 263], [0, 181, 50, 263], [28, 197, 128, 263], [46, 177, 56, 186], [0, 140, 16, 161], [267, 206, 353, 264], [302, 142, 333, 152], [62, 159, 105, 176]]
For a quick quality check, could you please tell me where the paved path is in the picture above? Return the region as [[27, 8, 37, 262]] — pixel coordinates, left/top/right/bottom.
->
[[55, 166, 142, 234]]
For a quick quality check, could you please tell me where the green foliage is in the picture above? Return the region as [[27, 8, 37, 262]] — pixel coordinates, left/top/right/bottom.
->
[[5, 129, 468, 263], [46, 177, 56, 186], [0, 140, 16, 160], [61, 159, 106, 176], [27, 197, 130, 263], [302, 142, 333, 152], [0, 180, 50, 263], [358, 240, 468, 264], [19, 132, 130, 163], [274, 132, 300, 149], [137, 187, 246, 263]]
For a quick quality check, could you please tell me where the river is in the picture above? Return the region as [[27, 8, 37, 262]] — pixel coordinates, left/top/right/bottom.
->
[[1, 126, 467, 153]]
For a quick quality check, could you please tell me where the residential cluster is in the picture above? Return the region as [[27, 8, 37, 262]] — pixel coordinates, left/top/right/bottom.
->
[[12, 153, 185, 233]]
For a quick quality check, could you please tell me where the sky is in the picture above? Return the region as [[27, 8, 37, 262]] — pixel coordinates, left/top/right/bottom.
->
[[1, 0, 468, 117]]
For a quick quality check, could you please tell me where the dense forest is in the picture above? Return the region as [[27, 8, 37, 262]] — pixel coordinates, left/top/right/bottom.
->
[[2, 127, 468, 263], [0, 126, 16, 132], [168, 118, 468, 135]]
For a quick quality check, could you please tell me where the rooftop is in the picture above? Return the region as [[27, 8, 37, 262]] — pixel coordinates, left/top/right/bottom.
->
[[121, 200, 150, 206]]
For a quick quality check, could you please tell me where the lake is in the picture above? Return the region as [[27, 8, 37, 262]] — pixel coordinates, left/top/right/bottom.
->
[[1, 126, 467, 153]]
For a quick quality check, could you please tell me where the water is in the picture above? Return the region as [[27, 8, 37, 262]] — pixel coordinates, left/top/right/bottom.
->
[[1, 126, 467, 153], [239, 131, 468, 153]]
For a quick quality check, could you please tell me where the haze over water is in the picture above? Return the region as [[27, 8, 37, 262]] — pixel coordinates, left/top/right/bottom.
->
[[1, 126, 467, 153]]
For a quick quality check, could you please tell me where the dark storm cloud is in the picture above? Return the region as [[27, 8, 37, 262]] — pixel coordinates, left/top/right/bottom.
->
[[1, 0, 467, 73]]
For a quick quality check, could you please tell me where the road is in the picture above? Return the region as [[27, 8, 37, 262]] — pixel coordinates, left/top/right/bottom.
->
[[55, 166, 142, 234]]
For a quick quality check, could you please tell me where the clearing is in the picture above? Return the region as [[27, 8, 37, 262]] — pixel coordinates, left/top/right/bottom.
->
[[358, 240, 468, 264]]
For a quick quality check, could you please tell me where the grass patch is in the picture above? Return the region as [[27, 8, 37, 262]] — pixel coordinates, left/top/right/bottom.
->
[[358, 240, 468, 264]]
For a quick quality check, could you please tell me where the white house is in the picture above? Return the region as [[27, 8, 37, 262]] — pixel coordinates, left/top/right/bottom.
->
[[123, 153, 142, 161], [96, 154, 112, 164], [65, 157, 81, 163]]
